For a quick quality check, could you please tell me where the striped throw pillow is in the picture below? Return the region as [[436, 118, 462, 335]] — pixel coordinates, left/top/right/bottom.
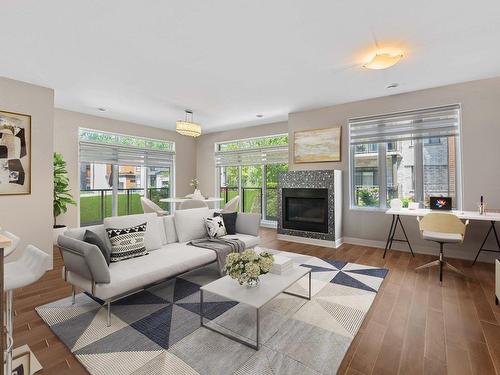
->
[[106, 223, 148, 262]]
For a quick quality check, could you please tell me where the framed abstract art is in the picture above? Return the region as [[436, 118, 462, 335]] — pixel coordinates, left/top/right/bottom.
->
[[293, 126, 341, 163], [0, 110, 31, 195]]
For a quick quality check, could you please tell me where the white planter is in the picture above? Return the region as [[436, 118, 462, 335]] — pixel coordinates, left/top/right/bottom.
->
[[53, 225, 67, 245], [192, 189, 203, 200]]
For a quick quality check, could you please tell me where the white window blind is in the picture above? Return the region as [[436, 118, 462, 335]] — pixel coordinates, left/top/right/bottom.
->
[[79, 129, 175, 167], [349, 104, 460, 145], [215, 146, 288, 166]]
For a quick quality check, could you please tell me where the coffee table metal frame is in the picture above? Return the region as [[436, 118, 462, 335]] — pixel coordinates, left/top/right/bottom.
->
[[199, 270, 311, 350]]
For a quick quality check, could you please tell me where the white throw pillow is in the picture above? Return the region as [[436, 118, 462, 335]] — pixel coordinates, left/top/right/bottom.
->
[[205, 216, 227, 238], [103, 213, 162, 251], [174, 207, 210, 242]]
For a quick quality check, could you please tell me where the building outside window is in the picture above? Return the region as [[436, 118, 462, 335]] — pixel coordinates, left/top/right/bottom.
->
[[79, 129, 175, 225], [215, 134, 288, 223], [349, 105, 461, 209]]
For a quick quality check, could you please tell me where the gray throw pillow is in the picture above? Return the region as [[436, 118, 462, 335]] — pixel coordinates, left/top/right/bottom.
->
[[214, 212, 237, 235], [83, 230, 111, 266]]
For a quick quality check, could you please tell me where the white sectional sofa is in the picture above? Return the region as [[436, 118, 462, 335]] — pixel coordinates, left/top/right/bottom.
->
[[57, 207, 261, 325]]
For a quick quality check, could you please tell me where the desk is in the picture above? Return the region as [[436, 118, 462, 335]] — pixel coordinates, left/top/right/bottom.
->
[[0, 232, 12, 375], [384, 208, 500, 264]]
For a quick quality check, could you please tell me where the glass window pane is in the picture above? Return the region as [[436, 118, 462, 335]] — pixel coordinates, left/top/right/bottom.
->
[[219, 166, 239, 206], [353, 143, 379, 207], [265, 163, 288, 221], [241, 165, 262, 214], [386, 140, 416, 207], [79, 162, 113, 226], [148, 166, 171, 213], [423, 137, 457, 208], [118, 165, 145, 216]]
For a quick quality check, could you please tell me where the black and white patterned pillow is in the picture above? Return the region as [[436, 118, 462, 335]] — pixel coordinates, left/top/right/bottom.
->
[[106, 223, 148, 262], [205, 216, 227, 238]]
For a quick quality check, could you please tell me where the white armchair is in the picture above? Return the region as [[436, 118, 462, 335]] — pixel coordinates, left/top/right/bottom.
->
[[140, 197, 168, 216]]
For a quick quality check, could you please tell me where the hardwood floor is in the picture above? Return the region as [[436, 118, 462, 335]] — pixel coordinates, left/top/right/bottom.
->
[[12, 228, 500, 374]]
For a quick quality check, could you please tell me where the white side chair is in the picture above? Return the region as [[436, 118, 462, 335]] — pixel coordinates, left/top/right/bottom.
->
[[140, 197, 169, 216], [415, 213, 468, 284], [4, 244, 50, 374], [223, 195, 240, 212], [179, 200, 208, 210]]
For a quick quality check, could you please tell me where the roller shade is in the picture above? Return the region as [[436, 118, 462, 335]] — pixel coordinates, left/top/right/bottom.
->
[[215, 146, 288, 166], [349, 104, 460, 145], [79, 141, 175, 167]]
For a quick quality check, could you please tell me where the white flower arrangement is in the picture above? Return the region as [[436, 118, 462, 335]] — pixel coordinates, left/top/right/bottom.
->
[[190, 178, 199, 189], [223, 249, 274, 286]]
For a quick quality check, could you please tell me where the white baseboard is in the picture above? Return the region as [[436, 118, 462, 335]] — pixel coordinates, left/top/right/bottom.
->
[[260, 221, 277, 229], [343, 236, 497, 263], [276, 234, 342, 249]]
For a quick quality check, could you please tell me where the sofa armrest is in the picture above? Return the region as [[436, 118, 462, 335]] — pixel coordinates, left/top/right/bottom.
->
[[236, 213, 261, 237], [58, 235, 110, 284]]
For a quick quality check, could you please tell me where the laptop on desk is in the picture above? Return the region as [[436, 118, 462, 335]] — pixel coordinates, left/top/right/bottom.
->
[[429, 196, 452, 211]]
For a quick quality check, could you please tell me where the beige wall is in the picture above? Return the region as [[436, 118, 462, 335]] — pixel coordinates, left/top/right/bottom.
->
[[195, 121, 289, 195], [288, 77, 500, 262], [54, 109, 197, 228], [0, 77, 54, 267]]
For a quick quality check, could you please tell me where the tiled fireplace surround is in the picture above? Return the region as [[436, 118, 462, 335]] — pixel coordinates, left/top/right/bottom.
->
[[277, 170, 342, 248]]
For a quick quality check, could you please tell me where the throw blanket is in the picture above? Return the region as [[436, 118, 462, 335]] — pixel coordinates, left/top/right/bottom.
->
[[188, 238, 245, 275]]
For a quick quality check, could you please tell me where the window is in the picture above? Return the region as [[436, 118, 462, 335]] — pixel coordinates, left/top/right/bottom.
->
[[349, 105, 461, 209], [79, 129, 175, 225], [215, 134, 288, 223]]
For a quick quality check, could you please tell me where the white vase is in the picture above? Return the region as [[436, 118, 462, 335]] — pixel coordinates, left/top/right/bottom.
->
[[193, 189, 203, 200]]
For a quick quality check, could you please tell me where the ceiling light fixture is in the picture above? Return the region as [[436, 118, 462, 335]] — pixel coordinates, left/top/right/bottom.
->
[[386, 83, 399, 89], [364, 52, 403, 70], [176, 109, 202, 137], [97, 107, 106, 112], [256, 114, 263, 118]]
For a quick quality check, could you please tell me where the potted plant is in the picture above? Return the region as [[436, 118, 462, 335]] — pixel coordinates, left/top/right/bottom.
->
[[53, 152, 76, 244]]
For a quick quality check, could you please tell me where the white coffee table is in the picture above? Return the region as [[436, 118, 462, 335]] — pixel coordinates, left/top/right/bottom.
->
[[199, 266, 311, 350]]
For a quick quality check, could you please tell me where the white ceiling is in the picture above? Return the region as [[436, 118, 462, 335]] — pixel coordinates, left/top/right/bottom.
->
[[2, 1, 500, 133]]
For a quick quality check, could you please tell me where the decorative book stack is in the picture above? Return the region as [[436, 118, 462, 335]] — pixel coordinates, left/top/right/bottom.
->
[[270, 255, 293, 275]]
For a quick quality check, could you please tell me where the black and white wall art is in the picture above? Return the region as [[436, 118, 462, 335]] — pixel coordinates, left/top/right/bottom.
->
[[0, 110, 31, 195]]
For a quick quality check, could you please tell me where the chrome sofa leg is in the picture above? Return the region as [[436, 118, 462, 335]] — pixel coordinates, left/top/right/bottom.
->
[[72, 286, 76, 305], [106, 301, 111, 327]]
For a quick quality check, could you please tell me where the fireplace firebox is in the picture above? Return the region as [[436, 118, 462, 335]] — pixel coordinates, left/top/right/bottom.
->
[[282, 188, 329, 233]]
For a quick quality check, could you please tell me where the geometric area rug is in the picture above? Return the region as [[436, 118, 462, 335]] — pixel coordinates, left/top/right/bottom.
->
[[36, 248, 388, 375]]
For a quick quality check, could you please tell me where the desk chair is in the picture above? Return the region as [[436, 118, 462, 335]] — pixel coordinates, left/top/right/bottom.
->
[[415, 213, 468, 284]]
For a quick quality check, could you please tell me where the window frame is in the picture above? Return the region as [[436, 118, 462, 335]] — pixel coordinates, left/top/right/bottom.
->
[[348, 106, 463, 211]]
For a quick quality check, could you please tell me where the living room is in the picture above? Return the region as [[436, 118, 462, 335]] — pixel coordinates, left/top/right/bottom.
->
[[1, 1, 500, 374]]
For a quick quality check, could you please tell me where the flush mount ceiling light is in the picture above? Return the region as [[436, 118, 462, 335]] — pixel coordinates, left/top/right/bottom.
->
[[176, 109, 201, 137], [364, 52, 403, 70], [386, 82, 399, 89]]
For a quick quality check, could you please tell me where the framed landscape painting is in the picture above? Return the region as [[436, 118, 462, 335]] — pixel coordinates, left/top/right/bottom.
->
[[294, 126, 341, 163], [0, 110, 31, 195]]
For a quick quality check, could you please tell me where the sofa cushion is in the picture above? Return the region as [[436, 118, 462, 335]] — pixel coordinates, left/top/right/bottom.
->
[[83, 230, 111, 265], [106, 223, 148, 262], [84, 243, 217, 300], [104, 213, 162, 251], [157, 216, 168, 245], [235, 212, 261, 237], [223, 233, 260, 249], [163, 215, 178, 244], [174, 207, 210, 242]]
